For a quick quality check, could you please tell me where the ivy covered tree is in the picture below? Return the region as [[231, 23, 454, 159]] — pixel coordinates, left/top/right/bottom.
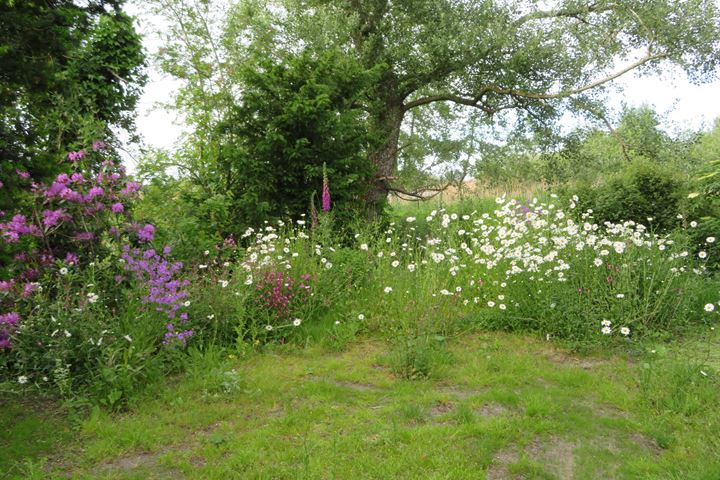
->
[[0, 0, 146, 213]]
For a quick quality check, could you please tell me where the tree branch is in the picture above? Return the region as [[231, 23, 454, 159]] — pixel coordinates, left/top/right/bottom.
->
[[404, 50, 668, 112], [513, 3, 613, 27], [387, 182, 453, 201]]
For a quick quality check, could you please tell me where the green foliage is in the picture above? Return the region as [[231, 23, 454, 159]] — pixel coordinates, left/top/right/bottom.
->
[[569, 159, 685, 232], [388, 334, 451, 380], [0, 1, 146, 212], [153, 0, 720, 213], [216, 47, 377, 231], [134, 178, 226, 261]]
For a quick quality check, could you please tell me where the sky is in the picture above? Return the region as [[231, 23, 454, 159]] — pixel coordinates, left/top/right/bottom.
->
[[121, 3, 720, 172]]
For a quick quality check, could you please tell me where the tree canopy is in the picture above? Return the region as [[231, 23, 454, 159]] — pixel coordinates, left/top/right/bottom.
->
[[149, 0, 720, 217]]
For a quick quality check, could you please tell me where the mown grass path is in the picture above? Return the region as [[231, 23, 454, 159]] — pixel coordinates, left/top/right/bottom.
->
[[3, 332, 719, 479]]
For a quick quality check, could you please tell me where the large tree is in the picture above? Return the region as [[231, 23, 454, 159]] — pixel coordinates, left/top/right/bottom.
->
[[153, 0, 720, 210]]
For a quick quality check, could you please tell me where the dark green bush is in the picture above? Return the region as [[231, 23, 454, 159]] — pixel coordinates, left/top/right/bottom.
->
[[569, 159, 685, 232]]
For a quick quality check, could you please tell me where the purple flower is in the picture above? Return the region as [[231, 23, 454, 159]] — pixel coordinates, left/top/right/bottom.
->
[[74, 231, 95, 241], [67, 150, 87, 162], [21, 283, 39, 298], [92, 140, 107, 151], [42, 209, 66, 227], [70, 172, 85, 184], [65, 252, 78, 265], [138, 224, 155, 242], [121, 181, 141, 196], [111, 203, 124, 213], [0, 214, 41, 243], [16, 170, 30, 179], [0, 312, 21, 326], [84, 186, 104, 202], [0, 279, 15, 292], [322, 163, 331, 212], [59, 187, 83, 203], [45, 182, 67, 198]]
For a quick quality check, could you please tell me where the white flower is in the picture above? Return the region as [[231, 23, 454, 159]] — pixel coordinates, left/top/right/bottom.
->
[[219, 280, 229, 288], [59, 267, 68, 275], [87, 292, 99, 303], [620, 327, 630, 336], [124, 335, 132, 342], [601, 326, 612, 335], [406, 216, 416, 223], [690, 221, 698, 228], [593, 258, 603, 267], [207, 314, 215, 320], [204, 250, 210, 256], [407, 263, 416, 272], [616, 294, 625, 299], [699, 251, 707, 259], [707, 237, 716, 244], [391, 260, 400, 268], [18, 375, 28, 384], [297, 220, 306, 225], [487, 301, 495, 307], [335, 320, 341, 325], [199, 264, 208, 269], [384, 286, 393, 293], [499, 304, 506, 310], [360, 243, 369, 251], [184, 301, 191, 307], [293, 318, 302, 327], [705, 303, 716, 312], [601, 319, 612, 327], [324, 262, 333, 270], [265, 325, 273, 331], [64, 330, 71, 337], [358, 314, 365, 320]]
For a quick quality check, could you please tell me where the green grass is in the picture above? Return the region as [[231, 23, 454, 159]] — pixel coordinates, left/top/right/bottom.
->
[[3, 330, 719, 479]]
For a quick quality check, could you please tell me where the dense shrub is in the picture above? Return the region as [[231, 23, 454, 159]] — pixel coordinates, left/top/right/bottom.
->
[[0, 145, 192, 408], [567, 159, 685, 232]]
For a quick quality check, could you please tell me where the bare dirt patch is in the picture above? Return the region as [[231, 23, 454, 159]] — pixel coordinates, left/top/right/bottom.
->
[[486, 436, 578, 480], [526, 436, 578, 479], [477, 402, 510, 417], [630, 432, 663, 455], [429, 400, 454, 418], [544, 350, 607, 370], [485, 446, 520, 480], [437, 385, 484, 399], [330, 380, 381, 392]]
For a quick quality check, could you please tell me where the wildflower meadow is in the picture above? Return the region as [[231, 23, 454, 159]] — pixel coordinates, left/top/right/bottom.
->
[[3, 0, 720, 478]]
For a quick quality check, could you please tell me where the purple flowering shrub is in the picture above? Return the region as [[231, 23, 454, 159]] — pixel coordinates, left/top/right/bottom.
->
[[0, 145, 148, 348], [0, 144, 193, 403], [120, 246, 193, 346]]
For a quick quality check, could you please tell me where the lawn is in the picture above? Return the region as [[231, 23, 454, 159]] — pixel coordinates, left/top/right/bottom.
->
[[3, 330, 719, 479]]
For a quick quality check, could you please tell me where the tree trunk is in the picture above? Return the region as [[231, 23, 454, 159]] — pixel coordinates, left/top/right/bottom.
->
[[367, 101, 405, 205]]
